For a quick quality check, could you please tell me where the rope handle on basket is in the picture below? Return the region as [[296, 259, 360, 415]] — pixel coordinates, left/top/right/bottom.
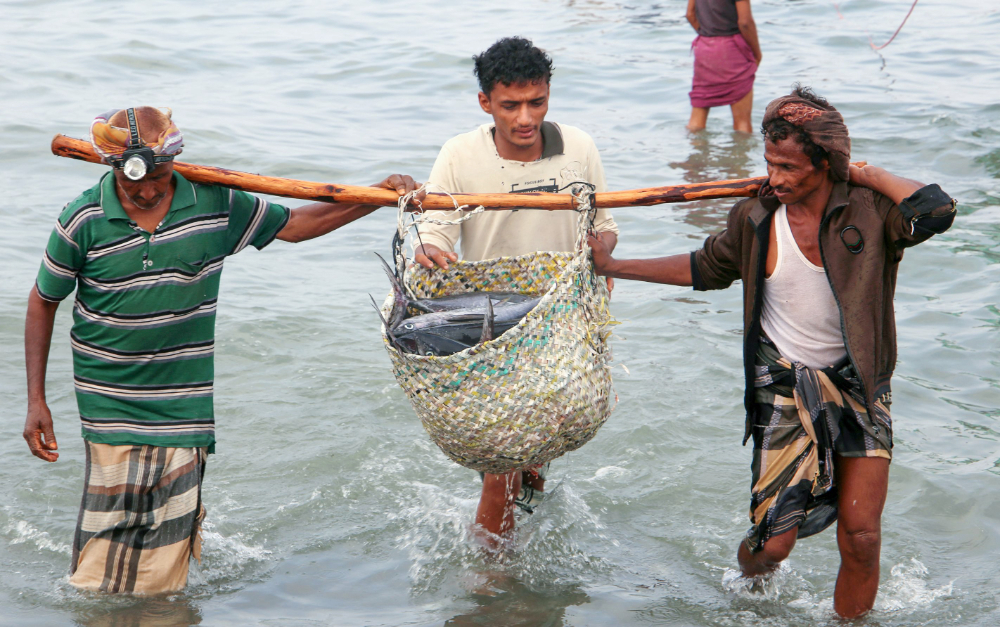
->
[[389, 179, 598, 289], [567, 181, 598, 253], [568, 182, 603, 293], [390, 183, 486, 290]]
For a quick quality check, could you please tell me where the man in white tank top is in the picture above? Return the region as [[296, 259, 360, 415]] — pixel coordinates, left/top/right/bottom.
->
[[587, 87, 955, 618]]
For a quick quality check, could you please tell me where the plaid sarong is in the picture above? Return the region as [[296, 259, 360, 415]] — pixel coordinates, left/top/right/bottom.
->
[[744, 337, 891, 554], [70, 441, 206, 594]]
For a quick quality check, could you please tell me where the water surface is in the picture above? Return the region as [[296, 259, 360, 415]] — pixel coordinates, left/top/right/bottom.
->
[[1, 1, 998, 625]]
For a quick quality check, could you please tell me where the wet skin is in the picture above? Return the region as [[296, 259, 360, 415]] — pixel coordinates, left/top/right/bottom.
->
[[478, 79, 550, 161], [415, 79, 551, 271], [24, 161, 418, 463], [763, 136, 833, 273], [114, 161, 178, 231], [587, 135, 926, 618]]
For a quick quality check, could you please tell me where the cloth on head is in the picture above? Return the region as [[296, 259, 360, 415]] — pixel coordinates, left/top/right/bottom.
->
[[744, 334, 891, 554], [70, 441, 207, 594], [89, 108, 184, 164], [689, 33, 756, 109], [762, 95, 851, 180]]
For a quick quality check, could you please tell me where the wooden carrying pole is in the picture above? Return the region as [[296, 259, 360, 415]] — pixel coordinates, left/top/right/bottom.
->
[[52, 134, 766, 210]]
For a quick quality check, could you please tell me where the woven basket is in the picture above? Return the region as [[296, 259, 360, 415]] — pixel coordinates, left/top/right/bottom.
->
[[379, 224, 616, 474]]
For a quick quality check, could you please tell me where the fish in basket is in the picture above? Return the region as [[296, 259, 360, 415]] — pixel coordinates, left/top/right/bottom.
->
[[376, 201, 616, 474]]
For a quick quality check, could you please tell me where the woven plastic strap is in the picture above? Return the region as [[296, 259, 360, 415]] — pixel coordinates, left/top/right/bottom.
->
[[379, 188, 615, 473]]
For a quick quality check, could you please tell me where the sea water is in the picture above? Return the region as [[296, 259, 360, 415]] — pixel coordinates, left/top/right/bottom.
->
[[1, 0, 998, 625]]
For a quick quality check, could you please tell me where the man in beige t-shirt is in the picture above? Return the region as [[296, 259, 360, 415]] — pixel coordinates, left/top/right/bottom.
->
[[414, 36, 619, 547]]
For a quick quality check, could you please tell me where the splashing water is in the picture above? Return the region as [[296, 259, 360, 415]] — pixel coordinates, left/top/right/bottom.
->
[[0, 0, 997, 624], [188, 519, 273, 588], [876, 559, 954, 613], [392, 479, 617, 596], [722, 562, 799, 603], [724, 558, 958, 622], [5, 519, 71, 556]]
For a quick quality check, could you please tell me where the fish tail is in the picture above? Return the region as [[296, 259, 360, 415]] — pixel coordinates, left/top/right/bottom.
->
[[479, 296, 495, 344], [374, 251, 408, 327], [370, 294, 401, 349]]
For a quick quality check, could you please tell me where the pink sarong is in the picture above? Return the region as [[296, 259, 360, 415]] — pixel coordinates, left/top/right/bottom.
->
[[689, 34, 757, 108]]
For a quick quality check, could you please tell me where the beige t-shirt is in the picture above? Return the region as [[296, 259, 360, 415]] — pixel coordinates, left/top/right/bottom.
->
[[415, 122, 619, 261]]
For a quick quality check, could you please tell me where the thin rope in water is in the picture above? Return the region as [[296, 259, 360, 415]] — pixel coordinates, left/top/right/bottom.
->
[[869, 0, 919, 50]]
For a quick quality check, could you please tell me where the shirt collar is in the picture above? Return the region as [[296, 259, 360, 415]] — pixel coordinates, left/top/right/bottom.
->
[[751, 179, 851, 223], [539, 121, 565, 159], [825, 180, 851, 215], [489, 121, 565, 161], [98, 170, 197, 222]]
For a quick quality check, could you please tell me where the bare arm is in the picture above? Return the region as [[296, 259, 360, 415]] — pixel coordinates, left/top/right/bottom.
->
[[587, 234, 693, 286], [686, 0, 700, 32], [851, 164, 956, 254], [595, 231, 620, 291], [736, 0, 763, 64], [24, 287, 60, 462], [849, 164, 922, 205], [277, 174, 418, 243], [596, 230, 618, 254]]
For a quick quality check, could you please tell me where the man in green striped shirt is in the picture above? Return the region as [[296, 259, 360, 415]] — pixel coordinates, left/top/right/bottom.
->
[[23, 106, 416, 593]]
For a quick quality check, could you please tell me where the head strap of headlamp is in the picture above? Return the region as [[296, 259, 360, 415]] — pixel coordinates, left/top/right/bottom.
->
[[107, 108, 174, 174]]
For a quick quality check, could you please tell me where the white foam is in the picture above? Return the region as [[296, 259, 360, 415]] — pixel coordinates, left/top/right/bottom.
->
[[724, 557, 955, 621], [721, 562, 795, 602], [5, 519, 71, 556], [591, 465, 629, 480], [391, 480, 615, 595], [875, 558, 954, 613], [191, 519, 272, 585]]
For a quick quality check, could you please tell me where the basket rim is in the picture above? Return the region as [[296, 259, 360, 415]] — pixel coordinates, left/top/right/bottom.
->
[[378, 249, 590, 363]]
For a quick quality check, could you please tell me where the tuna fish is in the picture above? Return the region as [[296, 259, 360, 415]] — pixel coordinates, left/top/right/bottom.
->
[[373, 253, 541, 356]]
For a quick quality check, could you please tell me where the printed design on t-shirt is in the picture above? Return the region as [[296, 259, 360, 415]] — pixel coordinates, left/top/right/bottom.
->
[[510, 178, 558, 193]]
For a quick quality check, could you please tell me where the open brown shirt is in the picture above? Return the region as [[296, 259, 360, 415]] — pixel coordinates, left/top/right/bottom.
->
[[691, 181, 956, 442]]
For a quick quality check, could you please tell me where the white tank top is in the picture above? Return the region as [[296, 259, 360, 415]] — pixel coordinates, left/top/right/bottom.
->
[[760, 205, 847, 369]]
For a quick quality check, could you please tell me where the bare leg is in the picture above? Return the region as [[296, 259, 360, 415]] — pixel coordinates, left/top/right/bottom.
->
[[833, 455, 890, 619], [737, 526, 797, 578], [474, 471, 522, 548], [730, 89, 754, 133], [687, 106, 710, 132]]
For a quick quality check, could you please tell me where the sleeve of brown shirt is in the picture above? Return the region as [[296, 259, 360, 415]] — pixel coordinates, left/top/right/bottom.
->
[[690, 198, 751, 291], [877, 184, 956, 262]]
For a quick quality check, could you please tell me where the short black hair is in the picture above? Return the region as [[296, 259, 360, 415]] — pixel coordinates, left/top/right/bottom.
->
[[761, 84, 830, 170], [473, 37, 554, 95]]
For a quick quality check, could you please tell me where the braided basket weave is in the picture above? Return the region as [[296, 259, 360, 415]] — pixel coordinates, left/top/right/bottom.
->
[[380, 242, 616, 474]]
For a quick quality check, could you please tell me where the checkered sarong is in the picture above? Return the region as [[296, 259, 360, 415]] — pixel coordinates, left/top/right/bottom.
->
[[70, 441, 206, 594], [744, 337, 892, 553]]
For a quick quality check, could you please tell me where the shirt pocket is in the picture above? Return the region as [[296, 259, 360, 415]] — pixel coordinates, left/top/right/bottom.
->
[[174, 252, 210, 274]]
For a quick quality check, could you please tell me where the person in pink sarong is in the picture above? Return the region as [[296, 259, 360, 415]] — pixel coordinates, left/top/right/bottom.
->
[[686, 0, 763, 133]]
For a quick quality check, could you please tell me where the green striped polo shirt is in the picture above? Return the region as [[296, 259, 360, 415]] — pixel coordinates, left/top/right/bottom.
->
[[35, 171, 290, 451]]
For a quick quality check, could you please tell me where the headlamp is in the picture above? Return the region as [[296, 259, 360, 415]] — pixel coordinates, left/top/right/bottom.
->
[[110, 108, 173, 180], [122, 151, 152, 180]]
